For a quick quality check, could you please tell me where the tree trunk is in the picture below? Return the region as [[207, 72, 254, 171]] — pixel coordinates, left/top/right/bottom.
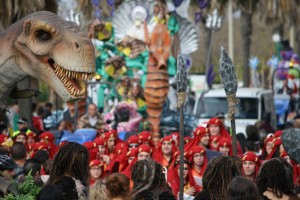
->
[[240, 11, 252, 87], [18, 78, 33, 129]]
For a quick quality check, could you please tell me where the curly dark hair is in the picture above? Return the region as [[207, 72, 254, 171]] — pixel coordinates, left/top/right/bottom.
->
[[48, 142, 89, 187], [256, 158, 297, 199], [196, 156, 242, 200], [227, 176, 262, 200], [131, 159, 175, 200]]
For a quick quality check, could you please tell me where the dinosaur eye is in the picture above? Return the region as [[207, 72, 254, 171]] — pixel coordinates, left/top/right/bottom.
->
[[35, 30, 52, 41]]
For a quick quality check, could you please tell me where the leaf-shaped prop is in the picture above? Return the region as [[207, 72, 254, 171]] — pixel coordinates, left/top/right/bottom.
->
[[282, 128, 300, 164], [219, 46, 238, 95], [176, 51, 188, 108], [218, 46, 238, 120]]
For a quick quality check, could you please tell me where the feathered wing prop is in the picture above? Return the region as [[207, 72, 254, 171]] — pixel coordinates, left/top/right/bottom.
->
[[112, 0, 153, 40], [177, 17, 198, 55], [218, 46, 238, 120], [113, 0, 198, 54], [175, 51, 188, 108]]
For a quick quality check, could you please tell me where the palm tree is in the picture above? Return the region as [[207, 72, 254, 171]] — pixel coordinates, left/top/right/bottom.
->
[[235, 0, 260, 87]]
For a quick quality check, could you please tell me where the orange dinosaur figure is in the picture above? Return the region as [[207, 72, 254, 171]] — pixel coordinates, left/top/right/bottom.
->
[[144, 22, 171, 139]]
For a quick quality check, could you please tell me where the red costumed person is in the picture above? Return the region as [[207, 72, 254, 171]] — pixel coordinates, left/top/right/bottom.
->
[[207, 117, 231, 139], [89, 159, 104, 186], [153, 135, 177, 169], [83, 141, 98, 161], [39, 132, 58, 159], [242, 151, 260, 181], [168, 160, 197, 199], [185, 126, 209, 152], [189, 145, 208, 193], [217, 137, 233, 156]]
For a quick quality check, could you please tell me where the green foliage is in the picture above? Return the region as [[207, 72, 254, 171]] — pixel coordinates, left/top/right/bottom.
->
[[2, 173, 41, 200]]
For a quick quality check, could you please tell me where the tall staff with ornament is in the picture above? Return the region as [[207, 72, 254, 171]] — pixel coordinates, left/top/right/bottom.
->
[[175, 51, 188, 200], [218, 46, 239, 155]]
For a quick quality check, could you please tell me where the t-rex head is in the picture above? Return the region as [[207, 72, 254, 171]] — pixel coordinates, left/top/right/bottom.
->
[[14, 11, 95, 102]]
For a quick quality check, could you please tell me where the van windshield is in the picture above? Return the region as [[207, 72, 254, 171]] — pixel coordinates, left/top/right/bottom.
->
[[197, 97, 259, 119]]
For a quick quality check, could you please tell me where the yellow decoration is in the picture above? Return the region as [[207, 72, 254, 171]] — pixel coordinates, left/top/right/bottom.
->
[[122, 47, 131, 57], [96, 22, 113, 41]]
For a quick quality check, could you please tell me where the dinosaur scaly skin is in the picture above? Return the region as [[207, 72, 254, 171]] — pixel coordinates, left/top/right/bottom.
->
[[0, 11, 95, 102]]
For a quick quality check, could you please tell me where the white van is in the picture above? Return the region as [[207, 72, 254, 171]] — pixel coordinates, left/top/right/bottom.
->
[[193, 87, 276, 137]]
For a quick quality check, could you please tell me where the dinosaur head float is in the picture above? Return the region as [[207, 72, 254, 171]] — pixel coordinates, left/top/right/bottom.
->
[[12, 11, 95, 102]]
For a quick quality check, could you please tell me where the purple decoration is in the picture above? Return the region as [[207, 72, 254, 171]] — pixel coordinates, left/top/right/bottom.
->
[[95, 8, 101, 19], [195, 12, 202, 24], [198, 0, 209, 9], [173, 0, 183, 7], [207, 64, 215, 86], [91, 0, 100, 6], [107, 0, 115, 6]]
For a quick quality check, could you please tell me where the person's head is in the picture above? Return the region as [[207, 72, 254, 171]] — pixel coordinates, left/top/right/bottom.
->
[[17, 118, 28, 131], [0, 124, 8, 136], [127, 135, 139, 150], [89, 160, 104, 180], [131, 158, 169, 198], [218, 138, 232, 156], [14, 133, 27, 144], [246, 125, 259, 142], [49, 142, 89, 186], [105, 173, 130, 199], [88, 103, 97, 117], [161, 136, 174, 156], [177, 160, 191, 179], [27, 132, 36, 145], [0, 155, 17, 179], [104, 131, 116, 152], [256, 158, 297, 199], [11, 142, 27, 161], [33, 150, 50, 164], [94, 137, 106, 155], [207, 117, 224, 136], [137, 144, 152, 161], [58, 120, 74, 132], [138, 131, 152, 145], [89, 180, 109, 200], [201, 156, 242, 200], [23, 158, 41, 177], [40, 132, 55, 144], [36, 184, 65, 200], [43, 159, 54, 175], [193, 126, 210, 148], [45, 102, 53, 111], [242, 152, 260, 180], [216, 112, 225, 122], [189, 146, 206, 168], [227, 176, 262, 200]]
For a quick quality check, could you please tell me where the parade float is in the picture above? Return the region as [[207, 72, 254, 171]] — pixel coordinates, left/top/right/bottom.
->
[[88, 0, 199, 138], [269, 40, 300, 127]]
